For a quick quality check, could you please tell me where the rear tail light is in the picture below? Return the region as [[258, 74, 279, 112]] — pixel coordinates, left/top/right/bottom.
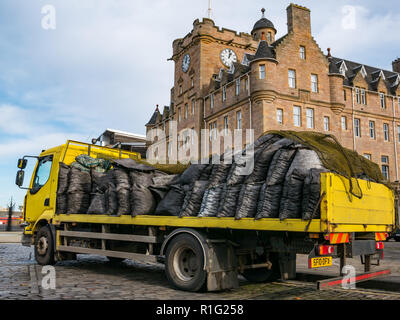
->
[[376, 242, 384, 250], [318, 245, 334, 255]]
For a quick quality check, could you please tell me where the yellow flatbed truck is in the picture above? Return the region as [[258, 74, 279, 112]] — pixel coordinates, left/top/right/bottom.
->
[[16, 140, 396, 291]]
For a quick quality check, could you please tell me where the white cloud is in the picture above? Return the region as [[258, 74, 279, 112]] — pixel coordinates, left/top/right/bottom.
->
[[315, 5, 400, 69]]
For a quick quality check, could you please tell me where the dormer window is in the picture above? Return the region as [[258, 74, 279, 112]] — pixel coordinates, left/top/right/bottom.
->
[[235, 79, 241, 96], [210, 93, 214, 109], [360, 66, 367, 78], [394, 75, 400, 87], [339, 61, 348, 77], [242, 55, 249, 66]]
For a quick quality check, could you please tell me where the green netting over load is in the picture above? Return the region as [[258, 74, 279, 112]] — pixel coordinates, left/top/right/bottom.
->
[[262, 130, 389, 198]]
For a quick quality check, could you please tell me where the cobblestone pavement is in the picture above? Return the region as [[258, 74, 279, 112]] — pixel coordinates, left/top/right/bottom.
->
[[1, 243, 400, 300]]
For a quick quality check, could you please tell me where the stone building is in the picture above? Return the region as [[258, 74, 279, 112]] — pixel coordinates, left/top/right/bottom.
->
[[99, 128, 147, 158], [146, 3, 400, 182]]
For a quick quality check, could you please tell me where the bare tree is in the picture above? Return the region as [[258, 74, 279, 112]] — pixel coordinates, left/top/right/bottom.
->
[[6, 197, 15, 232]]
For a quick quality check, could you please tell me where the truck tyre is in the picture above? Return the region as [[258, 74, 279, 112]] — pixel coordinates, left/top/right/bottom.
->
[[165, 234, 207, 292], [242, 253, 280, 283], [34, 225, 55, 265]]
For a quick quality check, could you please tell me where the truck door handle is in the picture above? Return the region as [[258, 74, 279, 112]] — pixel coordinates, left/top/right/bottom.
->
[[44, 198, 50, 206]]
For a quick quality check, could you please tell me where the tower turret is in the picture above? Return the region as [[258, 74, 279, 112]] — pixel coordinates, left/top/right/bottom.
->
[[251, 8, 276, 44]]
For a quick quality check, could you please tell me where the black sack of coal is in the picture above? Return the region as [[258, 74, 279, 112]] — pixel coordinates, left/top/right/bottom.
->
[[253, 134, 278, 149], [148, 185, 170, 203], [226, 161, 248, 186], [57, 163, 70, 194], [245, 140, 293, 183], [155, 185, 189, 216], [152, 174, 180, 186], [265, 148, 297, 186], [66, 193, 90, 214], [113, 168, 131, 190], [235, 182, 263, 220], [56, 194, 68, 214], [180, 181, 210, 217], [255, 184, 284, 219], [285, 149, 323, 177], [302, 168, 327, 220], [91, 170, 114, 193], [68, 167, 91, 194], [116, 187, 131, 216], [279, 169, 305, 220], [131, 183, 157, 216], [217, 184, 242, 217], [111, 158, 155, 172], [105, 183, 118, 216], [198, 185, 224, 217], [209, 164, 232, 186], [198, 164, 213, 180], [175, 164, 208, 185], [129, 170, 154, 186], [87, 193, 107, 215]]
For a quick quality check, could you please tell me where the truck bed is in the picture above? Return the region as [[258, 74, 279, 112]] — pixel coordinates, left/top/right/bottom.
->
[[53, 174, 395, 234]]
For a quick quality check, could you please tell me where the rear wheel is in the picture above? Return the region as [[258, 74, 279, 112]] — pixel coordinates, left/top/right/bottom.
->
[[241, 253, 280, 283], [34, 225, 55, 265], [165, 234, 206, 292]]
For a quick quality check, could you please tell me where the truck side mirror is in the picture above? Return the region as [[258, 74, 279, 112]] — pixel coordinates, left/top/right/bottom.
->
[[18, 159, 27, 169], [15, 170, 25, 187]]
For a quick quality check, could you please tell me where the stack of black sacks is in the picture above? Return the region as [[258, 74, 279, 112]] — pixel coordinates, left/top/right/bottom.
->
[[155, 134, 326, 220], [56, 134, 331, 220]]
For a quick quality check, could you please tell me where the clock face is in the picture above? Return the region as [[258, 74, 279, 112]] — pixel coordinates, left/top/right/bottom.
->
[[220, 48, 237, 67], [182, 54, 191, 73]]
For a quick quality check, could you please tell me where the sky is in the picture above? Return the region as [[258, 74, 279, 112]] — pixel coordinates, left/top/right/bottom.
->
[[0, 0, 399, 208]]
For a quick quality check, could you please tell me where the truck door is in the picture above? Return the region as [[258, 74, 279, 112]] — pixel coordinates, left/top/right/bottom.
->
[[25, 155, 54, 224]]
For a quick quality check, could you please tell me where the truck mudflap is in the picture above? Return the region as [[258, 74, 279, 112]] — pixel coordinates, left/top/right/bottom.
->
[[205, 239, 239, 291], [21, 232, 33, 247]]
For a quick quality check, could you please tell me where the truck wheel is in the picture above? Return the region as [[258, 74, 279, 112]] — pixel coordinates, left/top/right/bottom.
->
[[395, 237, 400, 242], [34, 225, 55, 265], [165, 234, 206, 292], [242, 254, 280, 283]]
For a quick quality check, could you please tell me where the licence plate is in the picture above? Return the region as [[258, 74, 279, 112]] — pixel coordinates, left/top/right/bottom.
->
[[309, 257, 332, 268]]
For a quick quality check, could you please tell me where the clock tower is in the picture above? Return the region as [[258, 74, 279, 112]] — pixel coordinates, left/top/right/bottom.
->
[[168, 17, 259, 157]]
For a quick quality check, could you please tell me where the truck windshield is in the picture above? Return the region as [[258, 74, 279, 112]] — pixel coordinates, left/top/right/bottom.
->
[[32, 156, 53, 191]]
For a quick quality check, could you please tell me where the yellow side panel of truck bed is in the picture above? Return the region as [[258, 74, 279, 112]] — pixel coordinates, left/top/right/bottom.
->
[[53, 173, 395, 234], [60, 140, 140, 166], [321, 173, 395, 232]]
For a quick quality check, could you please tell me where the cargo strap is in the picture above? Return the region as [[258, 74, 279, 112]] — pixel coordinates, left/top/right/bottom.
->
[[305, 192, 326, 232]]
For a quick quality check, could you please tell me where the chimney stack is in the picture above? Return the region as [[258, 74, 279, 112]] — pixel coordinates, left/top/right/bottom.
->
[[393, 58, 400, 73], [287, 3, 311, 36]]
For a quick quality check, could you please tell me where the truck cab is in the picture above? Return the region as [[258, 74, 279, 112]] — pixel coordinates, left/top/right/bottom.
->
[[16, 141, 140, 252]]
